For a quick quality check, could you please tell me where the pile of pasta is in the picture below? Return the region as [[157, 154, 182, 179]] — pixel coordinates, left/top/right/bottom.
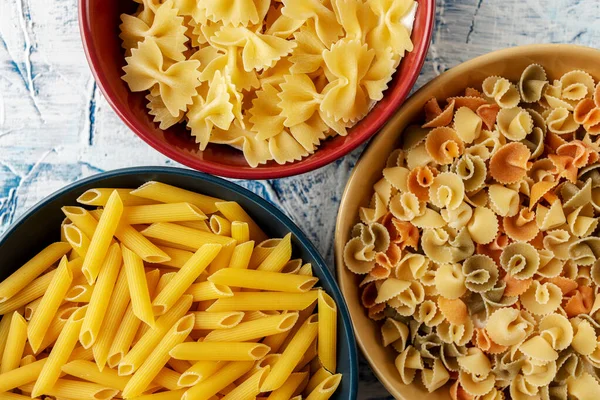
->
[[344, 64, 600, 399], [0, 182, 342, 399], [119, 0, 417, 166]]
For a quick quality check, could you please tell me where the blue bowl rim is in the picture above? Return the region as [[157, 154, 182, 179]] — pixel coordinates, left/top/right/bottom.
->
[[0, 166, 359, 398]]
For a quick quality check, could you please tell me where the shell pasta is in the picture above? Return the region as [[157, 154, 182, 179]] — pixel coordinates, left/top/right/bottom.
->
[[0, 182, 342, 399]]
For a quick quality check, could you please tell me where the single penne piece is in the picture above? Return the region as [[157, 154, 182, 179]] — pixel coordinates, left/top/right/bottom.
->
[[209, 215, 232, 236], [222, 366, 270, 400], [134, 272, 176, 343], [186, 282, 232, 302], [82, 190, 123, 284], [142, 222, 234, 249], [248, 239, 281, 269], [157, 246, 193, 268], [31, 306, 87, 397], [61, 206, 98, 238], [207, 291, 319, 312], [317, 290, 337, 373], [131, 181, 222, 214], [122, 245, 155, 328], [261, 314, 319, 392], [0, 358, 47, 392], [0, 312, 28, 373], [215, 201, 267, 243], [115, 222, 170, 263], [80, 243, 122, 349], [266, 372, 309, 400], [92, 267, 130, 370], [64, 280, 92, 303], [298, 263, 313, 276], [242, 310, 280, 322], [118, 295, 193, 376], [77, 188, 154, 206], [122, 314, 195, 398], [24, 297, 42, 320], [277, 302, 318, 353], [281, 259, 303, 274], [208, 268, 318, 293], [0, 313, 13, 361], [36, 305, 79, 353], [61, 360, 129, 391], [63, 224, 91, 258], [20, 354, 36, 366], [122, 202, 207, 225], [169, 342, 270, 362], [178, 361, 224, 387], [239, 354, 280, 382], [207, 241, 236, 274], [152, 243, 222, 316], [107, 269, 160, 368], [176, 219, 211, 232], [149, 238, 198, 252], [257, 233, 292, 272], [182, 361, 254, 400], [133, 389, 187, 400], [168, 358, 192, 374], [230, 221, 250, 243], [70, 345, 95, 362], [0, 242, 70, 302], [152, 367, 182, 390], [228, 241, 255, 270], [295, 338, 318, 371], [305, 373, 342, 400], [29, 378, 119, 400], [27, 256, 73, 352], [306, 367, 333, 395], [191, 311, 244, 330], [204, 313, 298, 342]]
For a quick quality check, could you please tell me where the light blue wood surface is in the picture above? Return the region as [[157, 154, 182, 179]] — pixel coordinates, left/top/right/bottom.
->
[[1, 0, 600, 398]]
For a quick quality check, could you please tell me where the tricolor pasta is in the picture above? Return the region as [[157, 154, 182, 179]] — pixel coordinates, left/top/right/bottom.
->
[[0, 182, 342, 399], [343, 64, 600, 398], [119, 0, 417, 167]]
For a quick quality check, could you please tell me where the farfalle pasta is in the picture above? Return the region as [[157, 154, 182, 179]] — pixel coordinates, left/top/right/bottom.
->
[[343, 64, 600, 398], [120, 0, 417, 166]]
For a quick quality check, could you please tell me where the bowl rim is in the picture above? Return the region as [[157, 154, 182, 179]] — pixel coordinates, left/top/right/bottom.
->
[[77, 0, 436, 179], [334, 43, 600, 398], [0, 166, 359, 398]]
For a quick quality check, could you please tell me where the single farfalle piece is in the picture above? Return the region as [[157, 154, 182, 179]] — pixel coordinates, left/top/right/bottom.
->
[[211, 26, 296, 72], [476, 103, 500, 131], [482, 76, 521, 109], [433, 263, 467, 299], [343, 237, 376, 274], [467, 206, 499, 245], [441, 202, 473, 231], [193, 46, 260, 91], [567, 205, 598, 237], [366, 0, 414, 56], [488, 184, 520, 217], [122, 37, 201, 117], [519, 64, 548, 103], [211, 120, 273, 168], [520, 280, 562, 315], [502, 207, 539, 242], [461, 254, 498, 293], [288, 25, 327, 74], [499, 241, 540, 279], [423, 227, 475, 264], [281, 0, 343, 45], [277, 74, 326, 135], [486, 307, 535, 346], [421, 358, 451, 393], [145, 93, 184, 130], [119, 0, 188, 60], [186, 71, 234, 150], [395, 346, 424, 384], [381, 318, 409, 349], [332, 0, 377, 43], [496, 107, 534, 141], [560, 70, 596, 101], [454, 154, 487, 192], [546, 107, 580, 134], [489, 142, 531, 184], [425, 127, 465, 164], [568, 236, 600, 266], [428, 172, 465, 210], [201, 0, 269, 26], [248, 83, 286, 140], [540, 79, 575, 110], [389, 192, 425, 221], [539, 314, 573, 351], [407, 165, 437, 201], [454, 107, 483, 144], [395, 252, 429, 281]]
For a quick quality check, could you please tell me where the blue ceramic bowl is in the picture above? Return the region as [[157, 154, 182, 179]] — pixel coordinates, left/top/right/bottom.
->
[[0, 166, 358, 399]]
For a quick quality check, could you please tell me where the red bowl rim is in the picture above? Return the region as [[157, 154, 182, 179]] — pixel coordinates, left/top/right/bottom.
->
[[78, 0, 435, 179]]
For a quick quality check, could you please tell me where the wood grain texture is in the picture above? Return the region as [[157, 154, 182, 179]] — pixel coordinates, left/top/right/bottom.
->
[[1, 0, 600, 398]]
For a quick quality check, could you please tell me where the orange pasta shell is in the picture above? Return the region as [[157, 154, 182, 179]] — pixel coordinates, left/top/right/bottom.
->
[[489, 142, 531, 184], [425, 127, 465, 164]]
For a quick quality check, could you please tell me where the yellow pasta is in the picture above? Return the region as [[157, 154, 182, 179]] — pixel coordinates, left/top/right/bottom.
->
[[157, 245, 194, 268], [122, 244, 155, 327], [182, 361, 254, 400], [170, 342, 271, 361], [0, 312, 28, 373], [0, 313, 12, 361], [208, 268, 318, 292], [204, 313, 298, 342], [210, 214, 232, 236], [0, 242, 70, 303], [228, 241, 255, 270], [257, 233, 292, 272], [186, 281, 233, 302], [317, 290, 337, 373], [61, 360, 129, 391], [208, 291, 319, 312], [215, 201, 268, 243], [82, 190, 124, 284], [0, 358, 47, 392], [231, 221, 250, 243], [305, 373, 342, 400], [178, 360, 225, 387], [222, 366, 270, 400], [77, 188, 155, 206], [62, 224, 91, 258], [141, 222, 235, 249], [130, 181, 222, 214], [122, 202, 207, 224], [133, 389, 187, 400], [61, 206, 98, 238], [266, 372, 309, 400]]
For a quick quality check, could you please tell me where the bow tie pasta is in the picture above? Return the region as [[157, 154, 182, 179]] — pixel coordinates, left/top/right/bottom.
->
[[343, 64, 600, 399], [120, 0, 418, 166]]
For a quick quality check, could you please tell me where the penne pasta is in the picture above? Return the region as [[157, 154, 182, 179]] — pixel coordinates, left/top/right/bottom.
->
[[64, 278, 93, 303], [306, 367, 333, 394], [0, 313, 13, 361], [185, 282, 233, 302], [282, 259, 303, 274], [27, 256, 73, 352], [305, 373, 342, 400], [277, 302, 317, 353], [222, 366, 270, 400], [0, 269, 56, 315], [207, 241, 236, 274], [204, 313, 298, 342], [1, 312, 28, 373], [248, 239, 281, 269], [77, 188, 154, 207], [61, 360, 129, 391], [230, 221, 250, 243], [37, 305, 79, 353], [31, 306, 87, 397], [122, 202, 207, 225], [215, 201, 267, 243], [207, 291, 319, 312], [63, 224, 91, 258], [242, 310, 278, 322], [152, 243, 222, 316], [130, 181, 222, 214], [295, 338, 318, 371], [122, 314, 195, 398], [115, 222, 170, 263], [168, 358, 193, 374], [266, 372, 309, 400], [182, 361, 254, 400], [191, 311, 244, 330], [153, 367, 182, 391], [122, 245, 155, 328], [133, 389, 187, 400], [176, 219, 211, 231], [0, 242, 70, 303], [134, 272, 175, 343], [0, 358, 47, 392], [298, 263, 313, 276], [61, 206, 98, 239], [178, 360, 224, 387], [25, 378, 119, 400], [208, 268, 318, 293], [157, 246, 193, 268], [210, 215, 232, 236], [82, 190, 123, 284], [24, 297, 42, 321], [317, 290, 337, 373], [170, 342, 271, 362], [257, 233, 292, 272], [261, 314, 319, 392], [228, 241, 254, 271]]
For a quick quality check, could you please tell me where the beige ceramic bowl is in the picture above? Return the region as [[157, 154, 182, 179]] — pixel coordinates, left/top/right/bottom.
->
[[334, 44, 600, 399]]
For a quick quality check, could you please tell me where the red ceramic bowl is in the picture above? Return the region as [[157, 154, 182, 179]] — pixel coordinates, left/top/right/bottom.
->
[[79, 0, 435, 179]]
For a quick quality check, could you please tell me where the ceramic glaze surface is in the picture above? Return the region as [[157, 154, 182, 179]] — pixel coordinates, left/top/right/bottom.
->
[[1, 0, 600, 398]]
